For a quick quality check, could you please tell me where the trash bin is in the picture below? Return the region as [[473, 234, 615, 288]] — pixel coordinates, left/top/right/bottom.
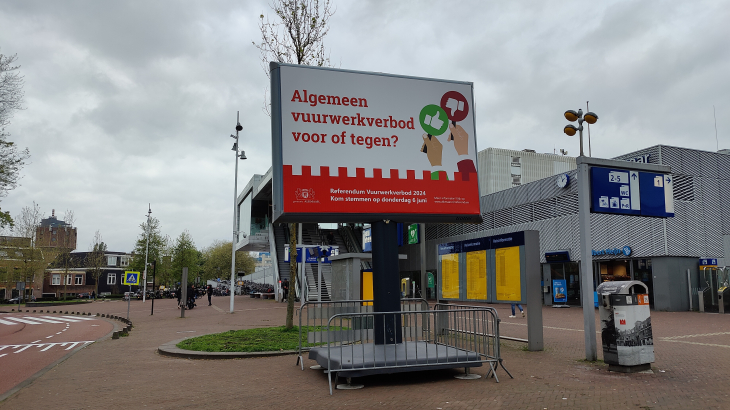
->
[[596, 280, 654, 373]]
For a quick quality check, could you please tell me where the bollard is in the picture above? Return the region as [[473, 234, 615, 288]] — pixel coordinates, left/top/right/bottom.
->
[[112, 331, 119, 339], [96, 313, 99, 316], [33, 310, 36, 312]]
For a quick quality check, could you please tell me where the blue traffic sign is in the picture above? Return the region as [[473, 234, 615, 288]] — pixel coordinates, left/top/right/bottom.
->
[[123, 271, 140, 286], [639, 172, 675, 217]]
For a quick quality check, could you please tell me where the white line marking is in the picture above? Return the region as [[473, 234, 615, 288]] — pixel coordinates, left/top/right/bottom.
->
[[0, 353, 6, 358], [661, 331, 730, 340], [659, 339, 730, 348], [4, 317, 44, 325], [0, 318, 19, 325], [31, 340, 41, 343], [60, 315, 95, 321], [56, 332, 62, 335], [23, 316, 63, 324], [46, 336, 53, 339], [41, 316, 83, 323]]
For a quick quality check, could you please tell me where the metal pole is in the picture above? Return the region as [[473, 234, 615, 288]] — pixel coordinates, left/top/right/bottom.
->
[[127, 284, 131, 320], [420, 223, 426, 299], [151, 261, 156, 316], [687, 269, 692, 311], [181, 267, 188, 318], [577, 158, 597, 360], [143, 205, 151, 303], [230, 112, 240, 313]]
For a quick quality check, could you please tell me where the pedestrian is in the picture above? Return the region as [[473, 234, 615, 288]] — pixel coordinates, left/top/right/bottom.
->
[[509, 303, 524, 318], [282, 279, 289, 302], [207, 285, 213, 306], [91, 290, 95, 300]]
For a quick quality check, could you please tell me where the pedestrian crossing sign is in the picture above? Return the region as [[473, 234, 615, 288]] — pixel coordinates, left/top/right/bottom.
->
[[123, 271, 140, 286]]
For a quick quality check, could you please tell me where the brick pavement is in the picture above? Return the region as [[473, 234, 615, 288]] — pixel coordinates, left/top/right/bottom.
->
[[1, 296, 729, 410]]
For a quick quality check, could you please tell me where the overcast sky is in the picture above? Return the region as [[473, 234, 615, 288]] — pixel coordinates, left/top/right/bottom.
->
[[1, 0, 728, 252]]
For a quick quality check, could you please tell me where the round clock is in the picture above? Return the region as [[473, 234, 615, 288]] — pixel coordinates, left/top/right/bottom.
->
[[556, 173, 569, 188]]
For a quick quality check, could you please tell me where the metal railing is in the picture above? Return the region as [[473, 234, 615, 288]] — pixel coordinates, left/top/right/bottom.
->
[[296, 298, 429, 367], [314, 305, 510, 394]]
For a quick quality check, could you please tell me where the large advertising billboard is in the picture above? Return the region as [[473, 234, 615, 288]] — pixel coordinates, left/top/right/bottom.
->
[[270, 63, 482, 223]]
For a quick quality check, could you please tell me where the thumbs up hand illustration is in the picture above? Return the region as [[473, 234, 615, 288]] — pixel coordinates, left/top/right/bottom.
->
[[425, 109, 443, 130]]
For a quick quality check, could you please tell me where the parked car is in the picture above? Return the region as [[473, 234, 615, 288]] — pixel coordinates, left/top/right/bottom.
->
[[77, 292, 90, 299], [8, 297, 21, 304]]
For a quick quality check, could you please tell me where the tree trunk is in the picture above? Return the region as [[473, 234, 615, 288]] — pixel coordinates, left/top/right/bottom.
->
[[286, 223, 298, 329]]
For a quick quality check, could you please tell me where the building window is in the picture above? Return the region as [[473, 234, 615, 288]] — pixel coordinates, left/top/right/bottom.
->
[[65, 275, 73, 285], [75, 274, 83, 285], [108, 256, 118, 266], [107, 273, 116, 285], [121, 256, 130, 267], [52, 274, 61, 285]]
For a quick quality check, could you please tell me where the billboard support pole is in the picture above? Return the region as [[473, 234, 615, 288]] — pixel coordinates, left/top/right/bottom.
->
[[371, 220, 402, 345], [420, 223, 426, 299]]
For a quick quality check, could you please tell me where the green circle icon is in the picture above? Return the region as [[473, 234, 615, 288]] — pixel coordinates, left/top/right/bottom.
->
[[419, 104, 449, 136]]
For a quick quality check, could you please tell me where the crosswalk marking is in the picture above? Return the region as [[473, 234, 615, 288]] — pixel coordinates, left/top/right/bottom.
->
[[0, 315, 97, 325], [2, 317, 43, 325], [24, 317, 64, 324], [0, 341, 94, 356]]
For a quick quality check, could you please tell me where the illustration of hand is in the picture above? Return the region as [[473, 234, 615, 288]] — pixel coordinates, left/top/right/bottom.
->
[[448, 122, 469, 155], [421, 134, 443, 166]]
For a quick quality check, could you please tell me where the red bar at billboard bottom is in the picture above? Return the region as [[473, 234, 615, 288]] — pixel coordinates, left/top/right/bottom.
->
[[283, 165, 480, 216]]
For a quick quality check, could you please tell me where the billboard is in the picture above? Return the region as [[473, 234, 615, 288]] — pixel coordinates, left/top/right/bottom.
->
[[270, 63, 482, 223]]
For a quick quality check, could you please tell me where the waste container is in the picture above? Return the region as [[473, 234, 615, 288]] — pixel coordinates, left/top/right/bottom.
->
[[596, 281, 654, 373]]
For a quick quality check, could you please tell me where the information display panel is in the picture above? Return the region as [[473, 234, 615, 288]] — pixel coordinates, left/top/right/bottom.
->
[[270, 63, 482, 223], [495, 246, 521, 301], [466, 250, 487, 300], [441, 253, 460, 299]]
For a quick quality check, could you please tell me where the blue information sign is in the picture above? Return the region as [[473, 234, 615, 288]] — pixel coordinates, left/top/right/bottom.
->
[[591, 167, 641, 216], [552, 279, 567, 303], [590, 167, 674, 218]]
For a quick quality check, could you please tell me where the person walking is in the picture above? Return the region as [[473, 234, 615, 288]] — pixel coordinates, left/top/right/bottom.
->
[[509, 303, 525, 318], [281, 279, 289, 302], [207, 285, 213, 306]]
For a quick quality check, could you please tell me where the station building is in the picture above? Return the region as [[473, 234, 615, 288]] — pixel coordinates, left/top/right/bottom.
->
[[236, 144, 730, 312]]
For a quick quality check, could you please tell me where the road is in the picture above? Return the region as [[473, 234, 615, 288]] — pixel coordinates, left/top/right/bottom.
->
[[0, 312, 113, 396]]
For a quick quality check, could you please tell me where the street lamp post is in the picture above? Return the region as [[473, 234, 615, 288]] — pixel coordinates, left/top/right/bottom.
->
[[563, 107, 599, 361], [230, 112, 246, 313], [143, 204, 151, 303]]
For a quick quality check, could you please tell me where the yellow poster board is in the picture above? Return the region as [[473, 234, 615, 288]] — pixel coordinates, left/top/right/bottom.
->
[[362, 270, 373, 306], [441, 254, 460, 299], [466, 250, 487, 300], [495, 246, 521, 301]]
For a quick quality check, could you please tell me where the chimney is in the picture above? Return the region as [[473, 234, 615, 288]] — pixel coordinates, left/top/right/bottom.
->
[[52, 209, 55, 218]]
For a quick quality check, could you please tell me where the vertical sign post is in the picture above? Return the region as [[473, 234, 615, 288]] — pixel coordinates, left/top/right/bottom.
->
[[577, 161, 597, 361], [123, 271, 140, 321], [181, 267, 188, 318]]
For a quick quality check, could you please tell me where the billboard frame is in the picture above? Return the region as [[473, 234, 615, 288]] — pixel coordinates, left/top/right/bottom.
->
[[270, 62, 482, 224]]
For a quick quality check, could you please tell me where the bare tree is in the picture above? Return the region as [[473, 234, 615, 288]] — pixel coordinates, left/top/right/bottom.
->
[[0, 52, 30, 225], [253, 0, 335, 116], [87, 230, 106, 300], [11, 203, 44, 301]]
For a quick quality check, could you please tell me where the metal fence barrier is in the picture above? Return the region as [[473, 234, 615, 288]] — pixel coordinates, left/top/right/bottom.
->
[[302, 303, 511, 394], [296, 298, 429, 368]]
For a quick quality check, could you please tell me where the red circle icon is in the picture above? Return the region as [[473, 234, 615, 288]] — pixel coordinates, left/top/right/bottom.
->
[[440, 91, 469, 122]]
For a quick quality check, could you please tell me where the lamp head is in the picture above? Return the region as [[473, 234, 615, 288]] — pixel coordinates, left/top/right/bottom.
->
[[584, 111, 598, 124], [564, 124, 578, 136], [235, 123, 243, 132], [564, 110, 580, 122], [231, 143, 237, 151], [239, 151, 247, 160]]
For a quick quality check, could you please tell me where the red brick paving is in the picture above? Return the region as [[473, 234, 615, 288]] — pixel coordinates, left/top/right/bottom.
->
[[1, 297, 729, 409]]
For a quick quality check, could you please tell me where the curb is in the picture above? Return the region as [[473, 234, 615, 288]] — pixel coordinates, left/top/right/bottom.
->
[[158, 338, 297, 360]]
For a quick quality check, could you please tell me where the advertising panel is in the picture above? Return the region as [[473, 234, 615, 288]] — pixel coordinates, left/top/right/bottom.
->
[[271, 63, 482, 223], [552, 279, 567, 303]]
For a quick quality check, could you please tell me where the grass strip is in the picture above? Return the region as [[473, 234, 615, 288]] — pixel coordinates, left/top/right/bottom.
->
[[176, 325, 347, 352]]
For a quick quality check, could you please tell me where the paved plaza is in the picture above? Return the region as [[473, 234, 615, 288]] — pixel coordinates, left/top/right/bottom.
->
[[1, 296, 729, 409]]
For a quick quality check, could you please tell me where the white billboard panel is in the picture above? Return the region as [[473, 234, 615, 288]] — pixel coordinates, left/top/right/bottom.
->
[[270, 63, 482, 223]]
